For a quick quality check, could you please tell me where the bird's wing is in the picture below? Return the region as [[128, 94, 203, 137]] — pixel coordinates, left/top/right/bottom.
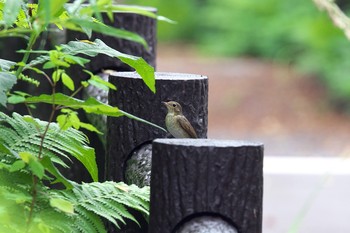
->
[[178, 115, 198, 138]]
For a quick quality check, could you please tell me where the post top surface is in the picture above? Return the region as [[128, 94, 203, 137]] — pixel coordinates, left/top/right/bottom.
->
[[110, 71, 208, 80], [153, 138, 263, 148]]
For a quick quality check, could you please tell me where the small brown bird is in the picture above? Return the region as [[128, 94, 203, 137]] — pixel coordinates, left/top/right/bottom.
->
[[162, 101, 197, 138]]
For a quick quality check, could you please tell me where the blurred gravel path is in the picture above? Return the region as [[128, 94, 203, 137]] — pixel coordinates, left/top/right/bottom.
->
[[156, 44, 350, 157]]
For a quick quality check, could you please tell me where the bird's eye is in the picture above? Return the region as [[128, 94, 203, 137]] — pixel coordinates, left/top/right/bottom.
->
[[172, 104, 177, 107]]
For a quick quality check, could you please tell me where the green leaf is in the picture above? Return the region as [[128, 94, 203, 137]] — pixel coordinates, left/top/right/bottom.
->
[[57, 114, 70, 130], [9, 160, 26, 172], [76, 146, 98, 182], [7, 95, 26, 104], [88, 77, 116, 91], [13, 91, 30, 97], [37, 0, 68, 26], [0, 112, 98, 183], [61, 72, 75, 91], [43, 61, 55, 69], [49, 51, 70, 68], [3, 0, 22, 27], [25, 93, 167, 133], [0, 143, 11, 154], [119, 56, 155, 93], [53, 181, 150, 230], [52, 69, 63, 83], [50, 198, 74, 214], [19, 151, 44, 178], [61, 39, 155, 93], [22, 115, 41, 129], [0, 59, 16, 71], [63, 54, 90, 66], [81, 81, 89, 87], [26, 93, 124, 117], [66, 18, 148, 48], [41, 156, 73, 189], [0, 72, 17, 107], [19, 151, 33, 163], [68, 112, 80, 129], [0, 143, 19, 158], [84, 69, 116, 90], [121, 110, 167, 133], [78, 122, 102, 134], [29, 158, 45, 179]]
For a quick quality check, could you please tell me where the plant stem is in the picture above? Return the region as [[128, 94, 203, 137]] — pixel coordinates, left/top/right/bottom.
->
[[15, 32, 39, 78], [26, 176, 38, 229], [27, 83, 57, 227], [20, 31, 41, 229]]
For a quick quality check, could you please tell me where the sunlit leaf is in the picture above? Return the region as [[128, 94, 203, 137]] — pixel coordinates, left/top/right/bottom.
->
[[7, 95, 26, 104], [9, 160, 26, 172], [63, 54, 90, 66], [29, 159, 45, 179], [78, 122, 102, 134], [37, 0, 68, 26], [19, 151, 34, 163], [56, 114, 70, 130], [52, 69, 62, 83], [61, 72, 75, 91], [50, 198, 74, 214], [41, 156, 73, 189], [61, 39, 155, 93]]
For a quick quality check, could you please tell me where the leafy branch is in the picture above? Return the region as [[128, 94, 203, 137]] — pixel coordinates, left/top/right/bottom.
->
[[0, 0, 162, 231]]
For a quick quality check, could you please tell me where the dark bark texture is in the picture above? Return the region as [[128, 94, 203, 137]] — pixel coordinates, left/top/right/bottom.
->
[[107, 72, 208, 182], [149, 139, 264, 233]]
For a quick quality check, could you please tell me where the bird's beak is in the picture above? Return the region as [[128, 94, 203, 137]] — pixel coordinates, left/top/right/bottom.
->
[[162, 101, 170, 110]]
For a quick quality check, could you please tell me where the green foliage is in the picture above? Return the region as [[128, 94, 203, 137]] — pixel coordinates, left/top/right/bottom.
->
[[0, 113, 150, 232], [0, 0, 158, 231], [0, 71, 16, 106], [25, 39, 155, 92], [130, 0, 350, 107], [197, 0, 350, 103], [52, 182, 150, 231], [0, 0, 157, 105], [0, 112, 97, 184], [0, 167, 150, 233]]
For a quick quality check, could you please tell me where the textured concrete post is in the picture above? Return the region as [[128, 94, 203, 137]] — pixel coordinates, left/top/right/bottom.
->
[[150, 139, 264, 233], [107, 72, 208, 183]]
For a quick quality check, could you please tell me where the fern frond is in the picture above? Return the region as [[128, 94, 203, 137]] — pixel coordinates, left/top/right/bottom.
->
[[0, 168, 74, 233], [52, 181, 150, 230], [0, 112, 98, 183], [75, 206, 106, 233]]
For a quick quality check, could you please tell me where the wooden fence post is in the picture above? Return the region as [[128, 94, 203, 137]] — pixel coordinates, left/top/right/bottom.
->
[[150, 139, 264, 233], [107, 72, 208, 233], [107, 72, 208, 184]]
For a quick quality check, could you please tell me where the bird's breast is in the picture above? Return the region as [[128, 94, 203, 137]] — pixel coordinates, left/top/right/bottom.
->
[[165, 114, 190, 138]]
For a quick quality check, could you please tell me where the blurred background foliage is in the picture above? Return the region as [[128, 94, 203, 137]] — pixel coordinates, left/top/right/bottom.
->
[[126, 0, 350, 110]]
